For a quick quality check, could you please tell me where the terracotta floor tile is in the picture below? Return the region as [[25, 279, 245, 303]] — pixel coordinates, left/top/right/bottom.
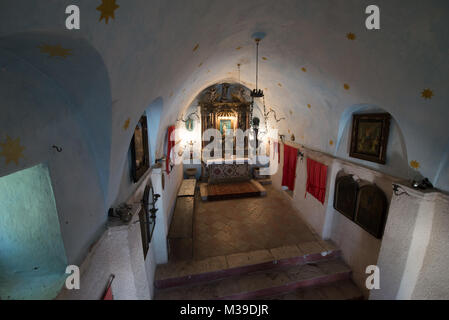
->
[[193, 185, 319, 260]]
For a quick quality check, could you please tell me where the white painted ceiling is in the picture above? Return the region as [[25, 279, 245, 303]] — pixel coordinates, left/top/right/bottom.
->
[[1, 0, 448, 197]]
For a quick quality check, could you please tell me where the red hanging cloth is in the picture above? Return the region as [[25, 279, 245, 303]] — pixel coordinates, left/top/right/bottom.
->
[[282, 144, 298, 191], [305, 158, 328, 204], [166, 125, 176, 174]]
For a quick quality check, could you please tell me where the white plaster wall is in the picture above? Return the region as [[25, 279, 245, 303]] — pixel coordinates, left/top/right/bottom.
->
[[56, 172, 158, 300], [56, 220, 153, 300], [272, 143, 401, 298], [150, 162, 183, 264], [372, 186, 449, 300], [412, 193, 449, 299]]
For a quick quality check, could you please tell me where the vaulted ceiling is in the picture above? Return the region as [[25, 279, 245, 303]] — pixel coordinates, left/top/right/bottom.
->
[[1, 0, 448, 202]]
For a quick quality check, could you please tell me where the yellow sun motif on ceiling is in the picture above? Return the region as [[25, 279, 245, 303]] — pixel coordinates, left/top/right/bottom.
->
[[410, 160, 420, 169], [307, 104, 311, 109], [96, 0, 120, 24], [344, 83, 350, 90], [38, 44, 72, 58], [346, 33, 356, 40], [0, 136, 25, 165], [301, 67, 307, 72], [421, 88, 434, 100], [123, 118, 130, 130]]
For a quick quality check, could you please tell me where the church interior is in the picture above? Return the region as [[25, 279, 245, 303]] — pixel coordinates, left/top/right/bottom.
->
[[0, 0, 448, 301]]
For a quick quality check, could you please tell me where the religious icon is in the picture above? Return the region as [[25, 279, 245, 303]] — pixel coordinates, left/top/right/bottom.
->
[[185, 118, 194, 131], [349, 113, 391, 164], [220, 120, 232, 135]]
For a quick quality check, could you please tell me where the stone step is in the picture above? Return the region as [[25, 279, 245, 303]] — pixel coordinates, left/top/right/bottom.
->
[[155, 240, 340, 289], [256, 178, 272, 185], [265, 279, 364, 300], [155, 258, 353, 300]]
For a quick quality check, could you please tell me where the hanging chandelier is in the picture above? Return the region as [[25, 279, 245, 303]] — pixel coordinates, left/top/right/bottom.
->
[[250, 37, 264, 132], [251, 38, 264, 99]]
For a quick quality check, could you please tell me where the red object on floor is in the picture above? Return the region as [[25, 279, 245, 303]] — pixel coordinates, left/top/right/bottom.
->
[[102, 286, 113, 300], [305, 158, 328, 204], [166, 125, 176, 174], [282, 144, 298, 191]]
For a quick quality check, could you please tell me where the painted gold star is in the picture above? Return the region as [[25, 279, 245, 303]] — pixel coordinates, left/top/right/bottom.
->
[[307, 104, 311, 109], [193, 44, 199, 52], [421, 88, 434, 100], [38, 44, 72, 58], [329, 140, 334, 146], [0, 136, 25, 165], [262, 57, 268, 61], [346, 33, 356, 40], [344, 83, 350, 90], [410, 160, 420, 169], [301, 67, 307, 72], [123, 118, 130, 130], [97, 0, 120, 24], [236, 46, 242, 50]]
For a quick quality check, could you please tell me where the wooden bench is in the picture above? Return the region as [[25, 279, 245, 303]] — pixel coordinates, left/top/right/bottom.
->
[[168, 179, 196, 261]]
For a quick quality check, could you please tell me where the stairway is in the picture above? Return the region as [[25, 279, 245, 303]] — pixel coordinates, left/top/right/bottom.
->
[[154, 240, 363, 300]]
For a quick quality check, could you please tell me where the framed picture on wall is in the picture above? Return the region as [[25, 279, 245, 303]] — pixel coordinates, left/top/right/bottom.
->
[[130, 115, 150, 183], [349, 113, 391, 164]]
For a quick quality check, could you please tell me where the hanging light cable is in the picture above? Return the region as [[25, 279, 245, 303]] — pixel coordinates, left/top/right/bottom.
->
[[251, 38, 264, 99]]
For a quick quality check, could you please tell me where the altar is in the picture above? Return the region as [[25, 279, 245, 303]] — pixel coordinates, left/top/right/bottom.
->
[[206, 157, 251, 184], [195, 83, 267, 200]]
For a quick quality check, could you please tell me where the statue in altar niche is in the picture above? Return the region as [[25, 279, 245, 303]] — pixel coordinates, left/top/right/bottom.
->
[[219, 120, 232, 135]]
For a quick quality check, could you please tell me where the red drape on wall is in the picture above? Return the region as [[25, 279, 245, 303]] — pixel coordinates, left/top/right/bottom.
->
[[305, 158, 328, 204], [166, 125, 176, 174], [282, 144, 298, 191]]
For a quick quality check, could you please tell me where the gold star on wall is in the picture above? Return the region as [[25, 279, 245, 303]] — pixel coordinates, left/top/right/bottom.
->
[[421, 88, 434, 100], [301, 67, 307, 72], [307, 104, 311, 109], [262, 57, 268, 61], [193, 44, 199, 52], [329, 140, 334, 146], [38, 44, 72, 58], [97, 0, 120, 24], [346, 33, 356, 40], [236, 46, 242, 50], [0, 136, 25, 165], [123, 118, 130, 130], [410, 160, 420, 169], [344, 83, 350, 90]]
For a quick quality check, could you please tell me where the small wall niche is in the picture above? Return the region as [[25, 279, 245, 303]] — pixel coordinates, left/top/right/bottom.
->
[[0, 163, 67, 300]]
